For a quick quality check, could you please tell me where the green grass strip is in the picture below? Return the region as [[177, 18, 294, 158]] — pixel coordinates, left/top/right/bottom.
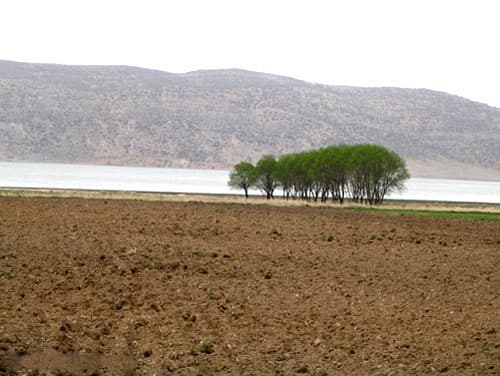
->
[[344, 207, 500, 222]]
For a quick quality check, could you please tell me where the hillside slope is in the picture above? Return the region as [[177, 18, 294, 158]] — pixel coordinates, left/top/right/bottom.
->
[[1, 60, 499, 179]]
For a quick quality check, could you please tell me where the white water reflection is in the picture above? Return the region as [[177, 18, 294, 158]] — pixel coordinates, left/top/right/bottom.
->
[[1, 162, 499, 204]]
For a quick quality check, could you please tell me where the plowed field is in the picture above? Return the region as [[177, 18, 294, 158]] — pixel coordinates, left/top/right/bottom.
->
[[0, 197, 499, 375]]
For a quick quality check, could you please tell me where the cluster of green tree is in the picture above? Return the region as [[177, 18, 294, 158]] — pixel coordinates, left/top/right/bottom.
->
[[228, 144, 410, 204]]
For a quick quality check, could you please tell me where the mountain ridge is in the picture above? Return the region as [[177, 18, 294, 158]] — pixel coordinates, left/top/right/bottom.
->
[[1, 60, 499, 180]]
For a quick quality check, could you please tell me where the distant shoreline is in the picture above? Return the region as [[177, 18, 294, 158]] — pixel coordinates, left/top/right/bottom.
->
[[2, 159, 500, 182], [1, 188, 499, 216]]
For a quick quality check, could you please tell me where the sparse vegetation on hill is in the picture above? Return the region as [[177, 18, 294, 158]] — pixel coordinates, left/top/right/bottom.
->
[[1, 60, 499, 179]]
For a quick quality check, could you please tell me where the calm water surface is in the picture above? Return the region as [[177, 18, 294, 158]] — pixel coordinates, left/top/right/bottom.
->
[[1, 162, 499, 204]]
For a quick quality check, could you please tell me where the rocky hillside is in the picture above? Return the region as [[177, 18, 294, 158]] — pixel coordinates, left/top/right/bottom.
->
[[1, 60, 499, 179]]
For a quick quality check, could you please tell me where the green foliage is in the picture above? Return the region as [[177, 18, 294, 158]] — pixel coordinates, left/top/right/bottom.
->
[[200, 340, 215, 354], [347, 144, 410, 204], [273, 144, 409, 204], [254, 155, 278, 200], [228, 161, 255, 198], [229, 144, 410, 205]]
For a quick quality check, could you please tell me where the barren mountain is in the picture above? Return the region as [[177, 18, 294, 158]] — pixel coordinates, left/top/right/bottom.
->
[[1, 60, 499, 179]]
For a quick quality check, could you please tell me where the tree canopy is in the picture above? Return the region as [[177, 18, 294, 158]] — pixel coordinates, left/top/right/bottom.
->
[[253, 155, 278, 200], [228, 161, 255, 198], [228, 144, 410, 204]]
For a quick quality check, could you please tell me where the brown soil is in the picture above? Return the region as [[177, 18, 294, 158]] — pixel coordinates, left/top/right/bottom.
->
[[0, 197, 499, 375]]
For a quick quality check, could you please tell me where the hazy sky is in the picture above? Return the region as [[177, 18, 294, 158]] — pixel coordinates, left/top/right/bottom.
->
[[1, 0, 499, 107]]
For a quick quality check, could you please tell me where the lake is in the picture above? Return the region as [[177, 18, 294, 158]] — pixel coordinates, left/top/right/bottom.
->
[[1, 162, 499, 204]]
